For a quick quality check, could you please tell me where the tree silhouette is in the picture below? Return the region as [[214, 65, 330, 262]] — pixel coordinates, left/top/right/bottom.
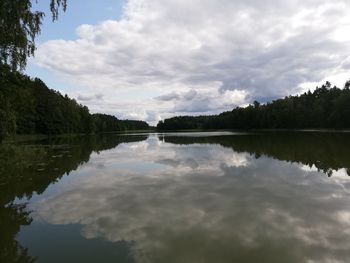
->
[[157, 82, 350, 131], [0, 65, 149, 142], [0, 0, 67, 70]]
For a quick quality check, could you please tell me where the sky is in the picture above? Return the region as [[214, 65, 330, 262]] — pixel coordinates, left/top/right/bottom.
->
[[27, 0, 350, 125]]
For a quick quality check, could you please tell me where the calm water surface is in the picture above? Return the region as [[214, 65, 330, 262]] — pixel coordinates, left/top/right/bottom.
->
[[1, 132, 350, 263]]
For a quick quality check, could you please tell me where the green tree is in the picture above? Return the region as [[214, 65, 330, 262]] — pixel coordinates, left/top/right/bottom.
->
[[157, 82, 350, 131], [0, 93, 16, 142], [0, 0, 67, 70]]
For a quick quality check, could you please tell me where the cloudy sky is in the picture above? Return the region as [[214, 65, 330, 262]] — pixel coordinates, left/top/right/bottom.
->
[[27, 0, 350, 124]]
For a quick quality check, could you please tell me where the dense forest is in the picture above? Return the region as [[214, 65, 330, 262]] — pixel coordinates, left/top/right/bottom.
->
[[0, 65, 149, 142], [93, 114, 149, 133], [157, 81, 350, 130]]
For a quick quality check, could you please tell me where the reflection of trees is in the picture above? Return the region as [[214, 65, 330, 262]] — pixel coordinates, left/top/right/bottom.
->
[[0, 134, 147, 263], [0, 204, 35, 263], [163, 132, 350, 176]]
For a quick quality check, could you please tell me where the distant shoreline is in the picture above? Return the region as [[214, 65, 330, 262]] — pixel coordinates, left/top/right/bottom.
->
[[155, 128, 350, 133], [4, 128, 350, 144]]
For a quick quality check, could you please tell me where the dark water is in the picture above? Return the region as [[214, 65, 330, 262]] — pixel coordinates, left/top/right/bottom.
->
[[1, 132, 350, 263]]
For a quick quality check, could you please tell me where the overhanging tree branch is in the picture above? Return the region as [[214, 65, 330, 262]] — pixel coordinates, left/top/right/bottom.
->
[[0, 0, 67, 70]]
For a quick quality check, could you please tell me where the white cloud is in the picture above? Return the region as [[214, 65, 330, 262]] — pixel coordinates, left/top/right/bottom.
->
[[77, 93, 104, 101], [35, 0, 350, 124]]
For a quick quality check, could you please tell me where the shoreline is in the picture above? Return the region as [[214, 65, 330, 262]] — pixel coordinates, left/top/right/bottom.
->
[[3, 128, 350, 144]]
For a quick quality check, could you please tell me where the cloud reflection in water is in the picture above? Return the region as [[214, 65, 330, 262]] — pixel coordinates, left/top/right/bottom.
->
[[32, 135, 350, 263]]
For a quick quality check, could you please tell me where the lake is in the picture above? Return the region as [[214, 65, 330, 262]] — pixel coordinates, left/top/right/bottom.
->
[[1, 131, 350, 263]]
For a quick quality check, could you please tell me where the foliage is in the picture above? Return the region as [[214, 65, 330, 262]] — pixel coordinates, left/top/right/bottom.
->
[[92, 114, 149, 133], [0, 0, 67, 70], [121, 119, 151, 131], [157, 81, 350, 130], [0, 64, 149, 141]]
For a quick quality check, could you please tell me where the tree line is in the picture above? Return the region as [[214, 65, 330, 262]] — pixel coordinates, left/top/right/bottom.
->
[[0, 64, 149, 142], [157, 81, 350, 130], [93, 114, 149, 133]]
